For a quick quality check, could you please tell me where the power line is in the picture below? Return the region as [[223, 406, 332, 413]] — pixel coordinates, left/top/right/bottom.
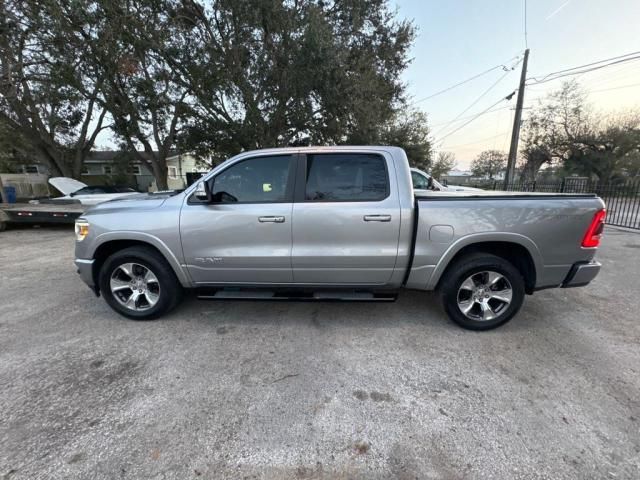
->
[[527, 56, 640, 85], [433, 61, 520, 137], [580, 61, 640, 89], [527, 50, 640, 79], [588, 82, 640, 93], [442, 131, 511, 149], [527, 51, 640, 84], [411, 53, 521, 105], [430, 105, 511, 128], [433, 92, 516, 145]]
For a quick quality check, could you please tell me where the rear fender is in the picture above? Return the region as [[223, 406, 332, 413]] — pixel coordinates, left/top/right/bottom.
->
[[426, 232, 543, 290]]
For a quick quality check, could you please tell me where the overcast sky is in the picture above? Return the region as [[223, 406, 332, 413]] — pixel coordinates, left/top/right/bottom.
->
[[395, 0, 640, 168]]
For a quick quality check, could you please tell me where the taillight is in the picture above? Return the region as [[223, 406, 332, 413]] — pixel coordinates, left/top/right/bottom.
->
[[581, 209, 606, 248]]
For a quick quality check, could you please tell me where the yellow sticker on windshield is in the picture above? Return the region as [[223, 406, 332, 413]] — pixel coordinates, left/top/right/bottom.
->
[[263, 183, 272, 192]]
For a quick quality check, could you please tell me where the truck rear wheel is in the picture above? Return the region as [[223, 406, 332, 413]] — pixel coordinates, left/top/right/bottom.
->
[[98, 246, 183, 320], [439, 253, 525, 330]]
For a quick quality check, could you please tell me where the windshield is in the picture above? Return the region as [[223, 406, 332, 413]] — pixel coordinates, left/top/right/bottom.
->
[[411, 170, 445, 191]]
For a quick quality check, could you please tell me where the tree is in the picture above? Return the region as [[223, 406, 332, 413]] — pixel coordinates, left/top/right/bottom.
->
[[471, 150, 507, 179], [3, 0, 417, 187], [181, 0, 416, 164], [519, 81, 640, 182], [520, 81, 591, 181], [50, 0, 199, 190], [380, 109, 432, 171], [431, 151, 455, 180], [563, 111, 640, 182], [0, 0, 109, 178], [0, 116, 35, 172]]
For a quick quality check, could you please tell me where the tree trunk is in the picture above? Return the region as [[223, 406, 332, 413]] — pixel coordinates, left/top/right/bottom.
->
[[36, 145, 71, 177], [151, 156, 169, 191]]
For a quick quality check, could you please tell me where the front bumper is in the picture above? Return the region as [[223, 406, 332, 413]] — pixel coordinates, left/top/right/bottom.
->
[[562, 260, 601, 288], [75, 258, 96, 290]]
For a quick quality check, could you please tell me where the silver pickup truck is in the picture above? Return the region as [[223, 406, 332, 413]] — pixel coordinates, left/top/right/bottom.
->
[[74, 146, 605, 330]]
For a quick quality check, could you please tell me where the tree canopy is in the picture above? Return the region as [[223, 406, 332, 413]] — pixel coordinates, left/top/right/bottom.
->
[[471, 149, 507, 179], [430, 151, 455, 180], [0, 0, 425, 188], [520, 81, 640, 182], [0, 0, 109, 177]]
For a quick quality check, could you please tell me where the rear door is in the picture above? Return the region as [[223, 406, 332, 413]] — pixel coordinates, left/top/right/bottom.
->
[[180, 154, 296, 284], [291, 152, 401, 285]]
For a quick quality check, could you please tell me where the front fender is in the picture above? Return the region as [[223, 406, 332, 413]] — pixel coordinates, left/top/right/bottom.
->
[[91, 231, 192, 287]]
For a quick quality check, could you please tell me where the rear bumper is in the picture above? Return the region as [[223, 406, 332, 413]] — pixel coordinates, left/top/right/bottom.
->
[[75, 258, 96, 289], [561, 260, 601, 288]]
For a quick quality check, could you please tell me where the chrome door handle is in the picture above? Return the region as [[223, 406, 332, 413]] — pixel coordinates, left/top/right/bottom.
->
[[363, 215, 391, 222], [258, 216, 285, 223]]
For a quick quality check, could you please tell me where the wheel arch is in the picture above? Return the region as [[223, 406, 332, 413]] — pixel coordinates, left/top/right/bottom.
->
[[429, 233, 542, 294], [91, 234, 191, 290]]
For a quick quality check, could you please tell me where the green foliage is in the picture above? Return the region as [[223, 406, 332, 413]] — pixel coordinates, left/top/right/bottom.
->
[[562, 112, 640, 182], [0, 0, 108, 177], [430, 151, 456, 180], [520, 81, 640, 182], [2, 0, 422, 186], [380, 109, 432, 171], [0, 117, 36, 172], [471, 150, 507, 179], [181, 0, 417, 163]]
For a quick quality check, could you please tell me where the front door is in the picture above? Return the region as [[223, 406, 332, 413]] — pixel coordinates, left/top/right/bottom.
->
[[180, 154, 296, 284], [291, 152, 401, 285]]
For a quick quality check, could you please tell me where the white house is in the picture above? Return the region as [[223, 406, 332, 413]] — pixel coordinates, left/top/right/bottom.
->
[[12, 151, 209, 192]]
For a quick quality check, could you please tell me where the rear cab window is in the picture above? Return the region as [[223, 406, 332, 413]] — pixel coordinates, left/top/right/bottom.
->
[[304, 153, 389, 202]]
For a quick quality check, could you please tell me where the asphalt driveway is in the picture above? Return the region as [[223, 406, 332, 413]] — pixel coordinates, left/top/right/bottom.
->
[[0, 225, 639, 479]]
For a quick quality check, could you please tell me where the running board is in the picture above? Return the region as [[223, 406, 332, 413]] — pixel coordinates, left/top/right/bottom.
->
[[195, 288, 398, 302]]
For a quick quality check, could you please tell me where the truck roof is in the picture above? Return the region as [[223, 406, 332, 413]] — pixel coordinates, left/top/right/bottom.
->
[[232, 145, 407, 157]]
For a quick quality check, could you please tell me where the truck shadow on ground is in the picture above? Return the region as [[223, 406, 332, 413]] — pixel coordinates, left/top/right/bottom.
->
[[162, 288, 543, 333]]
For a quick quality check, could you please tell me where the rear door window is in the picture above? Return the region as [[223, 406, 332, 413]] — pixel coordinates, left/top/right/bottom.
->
[[304, 153, 389, 202]]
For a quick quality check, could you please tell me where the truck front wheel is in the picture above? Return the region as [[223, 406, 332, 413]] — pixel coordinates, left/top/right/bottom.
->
[[439, 253, 525, 330], [98, 246, 183, 320]]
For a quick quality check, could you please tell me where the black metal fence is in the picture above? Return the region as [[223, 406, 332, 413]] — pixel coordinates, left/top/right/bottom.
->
[[460, 178, 640, 230]]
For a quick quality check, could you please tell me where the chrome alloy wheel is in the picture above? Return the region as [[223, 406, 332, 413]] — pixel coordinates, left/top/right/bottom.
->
[[456, 271, 513, 321], [110, 262, 160, 311]]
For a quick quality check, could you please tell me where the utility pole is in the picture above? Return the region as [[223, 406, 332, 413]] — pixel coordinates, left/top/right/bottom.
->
[[504, 48, 530, 189]]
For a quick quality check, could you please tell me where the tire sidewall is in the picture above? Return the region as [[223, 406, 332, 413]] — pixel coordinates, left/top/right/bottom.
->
[[441, 256, 525, 330], [99, 249, 177, 320]]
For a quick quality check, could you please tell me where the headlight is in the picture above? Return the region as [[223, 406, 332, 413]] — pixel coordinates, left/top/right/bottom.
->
[[75, 219, 90, 241]]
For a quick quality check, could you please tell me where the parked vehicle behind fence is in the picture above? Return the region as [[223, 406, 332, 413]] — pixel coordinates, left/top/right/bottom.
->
[[410, 167, 484, 193], [73, 146, 605, 330]]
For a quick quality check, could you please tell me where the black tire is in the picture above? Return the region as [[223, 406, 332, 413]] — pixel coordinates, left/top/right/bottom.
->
[[439, 252, 525, 330], [98, 246, 183, 320]]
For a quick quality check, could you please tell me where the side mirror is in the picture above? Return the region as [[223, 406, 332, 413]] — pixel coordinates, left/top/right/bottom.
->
[[427, 176, 434, 189], [194, 181, 211, 202]]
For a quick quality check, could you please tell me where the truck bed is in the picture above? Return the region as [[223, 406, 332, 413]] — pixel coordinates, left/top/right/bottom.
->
[[415, 190, 598, 200], [406, 192, 605, 292]]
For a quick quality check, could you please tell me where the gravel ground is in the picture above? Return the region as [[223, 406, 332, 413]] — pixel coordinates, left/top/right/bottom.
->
[[0, 225, 639, 480]]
